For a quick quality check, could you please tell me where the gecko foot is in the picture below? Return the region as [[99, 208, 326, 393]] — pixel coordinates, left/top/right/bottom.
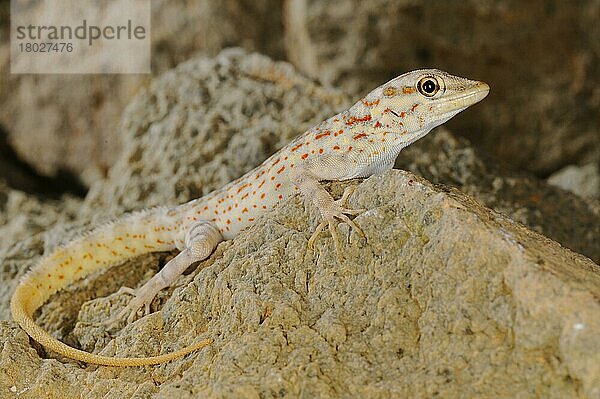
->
[[104, 280, 163, 327], [308, 186, 366, 260]]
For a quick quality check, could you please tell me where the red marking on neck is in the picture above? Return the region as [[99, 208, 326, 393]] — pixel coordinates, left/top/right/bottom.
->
[[362, 99, 380, 107], [353, 132, 367, 140], [345, 115, 372, 126]]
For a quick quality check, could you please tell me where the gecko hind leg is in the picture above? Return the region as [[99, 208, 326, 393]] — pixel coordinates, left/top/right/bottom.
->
[[107, 222, 223, 325]]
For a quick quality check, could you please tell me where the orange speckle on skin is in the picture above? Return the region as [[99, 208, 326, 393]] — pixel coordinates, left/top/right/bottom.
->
[[260, 193, 266, 199], [242, 193, 249, 200], [203, 206, 209, 211], [384, 87, 397, 96], [348, 146, 353, 151], [334, 129, 344, 137], [242, 207, 249, 213], [353, 132, 367, 140], [271, 176, 275, 180], [276, 183, 281, 189], [301, 153, 309, 160], [253, 204, 257, 208], [411, 104, 419, 112], [277, 166, 285, 174], [278, 194, 283, 200], [319, 148, 324, 154], [262, 205, 267, 209], [58, 275, 64, 280], [362, 99, 380, 107], [226, 219, 231, 224], [315, 131, 331, 140], [333, 145, 340, 150], [374, 121, 381, 128], [291, 143, 303, 152], [249, 218, 255, 222], [345, 115, 372, 126], [402, 86, 416, 94]]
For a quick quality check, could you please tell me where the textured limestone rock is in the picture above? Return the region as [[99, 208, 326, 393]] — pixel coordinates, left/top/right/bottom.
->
[[397, 129, 600, 263], [1, 49, 599, 398], [2, 171, 599, 398], [284, 0, 600, 176], [0, 0, 283, 184]]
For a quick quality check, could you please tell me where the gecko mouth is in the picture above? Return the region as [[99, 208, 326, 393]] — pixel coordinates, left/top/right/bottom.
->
[[437, 81, 490, 113]]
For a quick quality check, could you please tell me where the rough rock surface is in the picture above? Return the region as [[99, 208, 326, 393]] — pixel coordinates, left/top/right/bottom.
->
[[397, 129, 600, 263], [1, 50, 599, 398], [2, 171, 600, 398], [284, 0, 600, 176], [0, 0, 283, 184]]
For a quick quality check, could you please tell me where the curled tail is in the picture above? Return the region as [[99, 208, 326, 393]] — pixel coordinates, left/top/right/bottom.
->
[[10, 207, 211, 366]]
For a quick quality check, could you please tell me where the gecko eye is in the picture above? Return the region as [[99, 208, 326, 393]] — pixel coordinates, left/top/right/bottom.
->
[[417, 77, 439, 97]]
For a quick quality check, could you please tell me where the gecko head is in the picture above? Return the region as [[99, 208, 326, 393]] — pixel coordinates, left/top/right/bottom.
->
[[365, 69, 489, 141]]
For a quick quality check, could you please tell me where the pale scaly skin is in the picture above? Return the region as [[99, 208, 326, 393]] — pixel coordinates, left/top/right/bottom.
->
[[10, 69, 489, 366]]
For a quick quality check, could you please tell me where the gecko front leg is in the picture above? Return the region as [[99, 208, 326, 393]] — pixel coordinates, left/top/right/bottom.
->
[[290, 167, 365, 260], [114, 221, 223, 323]]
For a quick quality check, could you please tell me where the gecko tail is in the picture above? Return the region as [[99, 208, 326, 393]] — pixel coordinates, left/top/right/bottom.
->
[[10, 287, 212, 366], [10, 206, 208, 366]]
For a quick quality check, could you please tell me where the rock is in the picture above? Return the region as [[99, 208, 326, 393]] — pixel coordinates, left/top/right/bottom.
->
[[547, 163, 600, 199], [397, 129, 600, 263], [1, 49, 599, 398], [2, 171, 600, 398], [284, 0, 600, 176], [0, 0, 284, 185]]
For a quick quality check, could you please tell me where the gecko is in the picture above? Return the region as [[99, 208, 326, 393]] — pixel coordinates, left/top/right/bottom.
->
[[10, 69, 489, 367]]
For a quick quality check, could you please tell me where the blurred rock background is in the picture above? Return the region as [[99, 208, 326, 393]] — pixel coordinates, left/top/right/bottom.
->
[[0, 0, 598, 187]]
